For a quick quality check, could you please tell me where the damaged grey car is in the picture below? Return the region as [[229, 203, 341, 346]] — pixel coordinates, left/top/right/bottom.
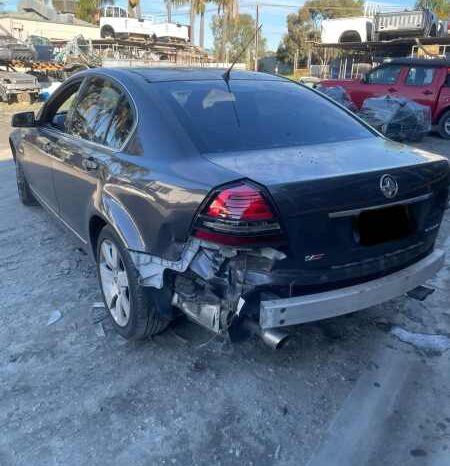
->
[[9, 68, 450, 348]]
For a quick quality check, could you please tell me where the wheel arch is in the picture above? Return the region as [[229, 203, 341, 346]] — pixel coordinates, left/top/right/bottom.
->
[[339, 30, 362, 43], [88, 193, 146, 260], [436, 106, 450, 123], [100, 25, 115, 38]]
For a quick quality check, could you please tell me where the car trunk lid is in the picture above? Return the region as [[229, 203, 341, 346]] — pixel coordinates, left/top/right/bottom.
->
[[204, 137, 450, 289]]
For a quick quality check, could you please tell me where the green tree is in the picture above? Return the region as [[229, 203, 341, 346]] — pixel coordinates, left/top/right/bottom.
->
[[212, 13, 266, 68], [277, 0, 363, 65], [75, 0, 98, 23], [416, 0, 450, 20]]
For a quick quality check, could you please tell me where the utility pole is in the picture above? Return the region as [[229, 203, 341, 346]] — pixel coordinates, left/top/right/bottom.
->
[[167, 0, 172, 23], [294, 49, 299, 73], [254, 3, 260, 71]]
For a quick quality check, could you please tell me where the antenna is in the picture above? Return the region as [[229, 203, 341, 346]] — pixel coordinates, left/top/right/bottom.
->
[[222, 24, 262, 83]]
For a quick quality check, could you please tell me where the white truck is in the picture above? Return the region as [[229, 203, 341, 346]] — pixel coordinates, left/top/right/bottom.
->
[[99, 6, 190, 43], [321, 7, 445, 44], [321, 17, 373, 43]]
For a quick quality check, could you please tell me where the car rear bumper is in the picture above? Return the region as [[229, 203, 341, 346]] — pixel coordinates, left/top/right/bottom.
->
[[259, 248, 445, 329]]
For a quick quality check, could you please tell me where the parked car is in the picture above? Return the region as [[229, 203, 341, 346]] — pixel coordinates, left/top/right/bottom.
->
[[9, 68, 449, 348], [320, 58, 450, 139]]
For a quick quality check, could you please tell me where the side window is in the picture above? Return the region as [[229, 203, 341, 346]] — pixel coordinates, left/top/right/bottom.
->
[[446, 73, 450, 87], [45, 82, 81, 132], [70, 77, 122, 145], [405, 67, 435, 86], [366, 65, 402, 85], [104, 96, 134, 149]]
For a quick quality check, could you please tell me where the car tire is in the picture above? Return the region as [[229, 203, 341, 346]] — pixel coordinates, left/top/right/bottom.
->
[[438, 111, 450, 140], [96, 225, 170, 339], [15, 160, 39, 206]]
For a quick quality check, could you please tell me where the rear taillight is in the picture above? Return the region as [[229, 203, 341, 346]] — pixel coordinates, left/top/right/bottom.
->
[[193, 182, 284, 246]]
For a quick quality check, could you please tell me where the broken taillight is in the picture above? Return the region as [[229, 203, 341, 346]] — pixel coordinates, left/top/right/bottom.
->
[[193, 182, 284, 246]]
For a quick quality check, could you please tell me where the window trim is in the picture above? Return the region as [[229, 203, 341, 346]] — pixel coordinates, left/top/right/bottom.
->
[[404, 66, 436, 87], [39, 73, 138, 154]]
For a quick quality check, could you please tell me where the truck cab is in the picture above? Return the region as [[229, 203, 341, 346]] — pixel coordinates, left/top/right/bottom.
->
[[320, 58, 450, 139]]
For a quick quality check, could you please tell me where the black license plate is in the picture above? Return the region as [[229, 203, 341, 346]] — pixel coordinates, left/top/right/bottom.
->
[[356, 205, 416, 246]]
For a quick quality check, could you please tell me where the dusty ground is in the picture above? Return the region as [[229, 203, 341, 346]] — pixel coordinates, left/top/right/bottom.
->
[[1, 103, 450, 466]]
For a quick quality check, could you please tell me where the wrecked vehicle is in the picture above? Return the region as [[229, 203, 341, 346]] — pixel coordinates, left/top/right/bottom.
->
[[0, 34, 37, 62], [9, 68, 449, 348], [0, 71, 40, 103]]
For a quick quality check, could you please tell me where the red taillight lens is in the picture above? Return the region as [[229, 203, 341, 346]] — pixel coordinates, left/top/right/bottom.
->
[[193, 182, 284, 246], [207, 184, 274, 221]]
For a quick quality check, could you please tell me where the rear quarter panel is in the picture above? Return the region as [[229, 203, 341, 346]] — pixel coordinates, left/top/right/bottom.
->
[[91, 75, 241, 261]]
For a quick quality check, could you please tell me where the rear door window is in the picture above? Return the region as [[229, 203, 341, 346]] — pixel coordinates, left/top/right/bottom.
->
[[104, 96, 134, 149], [366, 65, 402, 84], [405, 67, 435, 86], [69, 77, 122, 145]]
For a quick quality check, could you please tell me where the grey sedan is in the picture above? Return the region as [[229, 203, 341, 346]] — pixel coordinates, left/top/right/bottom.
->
[[9, 68, 449, 348]]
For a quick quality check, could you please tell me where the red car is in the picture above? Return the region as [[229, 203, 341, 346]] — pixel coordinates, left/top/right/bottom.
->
[[320, 58, 450, 139]]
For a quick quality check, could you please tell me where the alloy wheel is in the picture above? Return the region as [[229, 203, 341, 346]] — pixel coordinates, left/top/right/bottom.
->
[[99, 239, 131, 327]]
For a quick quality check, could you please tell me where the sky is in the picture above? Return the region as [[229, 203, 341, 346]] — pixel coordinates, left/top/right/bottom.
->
[[2, 0, 415, 51]]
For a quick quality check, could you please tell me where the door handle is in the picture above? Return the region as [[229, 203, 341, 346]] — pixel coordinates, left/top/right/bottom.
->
[[81, 157, 98, 171], [388, 88, 397, 92], [423, 90, 433, 95]]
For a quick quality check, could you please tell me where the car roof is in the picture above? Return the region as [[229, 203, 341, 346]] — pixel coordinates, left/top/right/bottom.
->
[[121, 67, 287, 83], [383, 58, 450, 67]]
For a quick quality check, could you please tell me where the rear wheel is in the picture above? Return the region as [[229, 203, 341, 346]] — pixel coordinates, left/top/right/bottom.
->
[[438, 111, 450, 140], [96, 225, 170, 339], [15, 160, 39, 206]]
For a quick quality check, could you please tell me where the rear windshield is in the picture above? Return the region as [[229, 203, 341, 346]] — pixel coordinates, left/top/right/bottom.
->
[[157, 80, 373, 153]]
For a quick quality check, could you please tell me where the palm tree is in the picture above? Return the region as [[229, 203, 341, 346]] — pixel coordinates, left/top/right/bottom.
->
[[171, 0, 238, 48], [169, 0, 198, 45], [197, 0, 208, 49], [214, 0, 239, 57]]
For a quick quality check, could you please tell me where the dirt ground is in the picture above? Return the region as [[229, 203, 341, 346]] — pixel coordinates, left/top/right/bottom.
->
[[1, 103, 450, 466]]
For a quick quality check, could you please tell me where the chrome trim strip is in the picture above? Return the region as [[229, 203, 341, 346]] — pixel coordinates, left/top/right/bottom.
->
[[30, 186, 88, 245], [328, 193, 433, 219]]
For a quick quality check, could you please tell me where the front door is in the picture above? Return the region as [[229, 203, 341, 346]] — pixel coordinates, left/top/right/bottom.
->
[[352, 64, 404, 108], [400, 65, 439, 111]]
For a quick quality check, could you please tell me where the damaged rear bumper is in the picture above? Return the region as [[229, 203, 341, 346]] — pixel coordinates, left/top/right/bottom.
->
[[260, 249, 445, 329]]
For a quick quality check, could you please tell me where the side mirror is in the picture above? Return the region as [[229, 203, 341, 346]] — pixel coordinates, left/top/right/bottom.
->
[[11, 111, 36, 128]]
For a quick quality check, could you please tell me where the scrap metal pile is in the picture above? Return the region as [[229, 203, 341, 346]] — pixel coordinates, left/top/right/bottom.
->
[[317, 85, 432, 142], [316, 84, 358, 112], [359, 95, 432, 142]]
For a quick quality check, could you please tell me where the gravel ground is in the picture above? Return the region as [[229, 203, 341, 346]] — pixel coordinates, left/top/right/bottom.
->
[[0, 103, 450, 466]]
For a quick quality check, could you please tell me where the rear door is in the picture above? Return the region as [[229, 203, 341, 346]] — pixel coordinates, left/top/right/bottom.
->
[[51, 76, 135, 239], [400, 65, 440, 111]]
